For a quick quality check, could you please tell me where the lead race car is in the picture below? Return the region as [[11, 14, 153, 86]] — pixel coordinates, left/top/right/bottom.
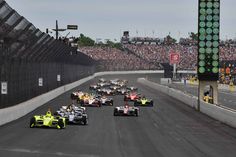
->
[[55, 104, 88, 125], [30, 110, 66, 129], [113, 103, 139, 116], [134, 96, 154, 107]]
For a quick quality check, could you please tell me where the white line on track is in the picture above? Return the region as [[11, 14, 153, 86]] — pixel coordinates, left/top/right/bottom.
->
[[0, 147, 100, 157], [153, 122, 159, 128]]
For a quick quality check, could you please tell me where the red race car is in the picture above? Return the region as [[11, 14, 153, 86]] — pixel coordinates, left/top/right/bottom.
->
[[124, 92, 141, 101]]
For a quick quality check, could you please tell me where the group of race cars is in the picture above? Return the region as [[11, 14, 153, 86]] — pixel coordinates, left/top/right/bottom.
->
[[30, 104, 88, 129], [29, 78, 154, 129]]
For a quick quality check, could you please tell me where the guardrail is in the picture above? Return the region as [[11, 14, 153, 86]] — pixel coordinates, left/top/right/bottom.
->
[[137, 78, 236, 128]]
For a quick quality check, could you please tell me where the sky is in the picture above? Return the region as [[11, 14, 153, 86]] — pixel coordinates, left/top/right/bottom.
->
[[5, 0, 236, 42]]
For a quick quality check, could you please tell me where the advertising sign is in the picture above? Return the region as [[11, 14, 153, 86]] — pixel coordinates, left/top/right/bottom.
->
[[169, 53, 180, 64], [1, 82, 7, 95], [38, 78, 43, 87]]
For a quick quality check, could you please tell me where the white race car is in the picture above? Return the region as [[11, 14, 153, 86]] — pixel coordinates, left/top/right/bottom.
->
[[55, 105, 88, 125], [99, 96, 113, 106], [113, 104, 139, 116]]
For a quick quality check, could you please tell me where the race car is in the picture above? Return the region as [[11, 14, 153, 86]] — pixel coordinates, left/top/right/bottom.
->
[[30, 110, 66, 129], [70, 90, 84, 100], [127, 86, 138, 91], [99, 96, 113, 106], [97, 82, 110, 87], [55, 104, 86, 114], [97, 88, 115, 95], [81, 97, 101, 107], [89, 84, 100, 90], [80, 93, 91, 101], [110, 85, 120, 90], [99, 78, 106, 82], [134, 96, 154, 107], [71, 90, 84, 102], [55, 105, 88, 125], [116, 88, 129, 95], [110, 79, 120, 85], [117, 81, 127, 87], [113, 104, 139, 116], [124, 92, 141, 101]]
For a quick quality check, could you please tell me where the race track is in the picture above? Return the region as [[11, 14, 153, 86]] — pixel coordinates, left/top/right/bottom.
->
[[0, 74, 236, 157]]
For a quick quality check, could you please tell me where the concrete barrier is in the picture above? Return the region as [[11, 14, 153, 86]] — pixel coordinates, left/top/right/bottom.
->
[[0, 70, 164, 126], [0, 75, 94, 126], [200, 101, 236, 127], [138, 78, 236, 128]]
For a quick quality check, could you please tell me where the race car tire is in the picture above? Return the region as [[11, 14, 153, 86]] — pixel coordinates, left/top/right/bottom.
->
[[58, 119, 65, 129], [150, 101, 154, 107], [30, 117, 36, 128], [110, 100, 114, 106], [77, 98, 81, 104], [65, 118, 69, 124], [70, 94, 74, 99], [113, 109, 118, 116], [83, 117, 88, 125], [135, 109, 139, 117], [98, 102, 102, 107], [80, 101, 84, 107]]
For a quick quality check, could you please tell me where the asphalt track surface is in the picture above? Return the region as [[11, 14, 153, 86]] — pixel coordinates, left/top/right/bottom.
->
[[0, 74, 236, 157]]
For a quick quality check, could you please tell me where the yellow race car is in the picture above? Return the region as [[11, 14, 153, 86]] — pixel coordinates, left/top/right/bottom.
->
[[30, 110, 66, 129]]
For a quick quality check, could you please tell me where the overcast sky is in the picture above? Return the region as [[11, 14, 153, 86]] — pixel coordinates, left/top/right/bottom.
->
[[5, 0, 236, 41]]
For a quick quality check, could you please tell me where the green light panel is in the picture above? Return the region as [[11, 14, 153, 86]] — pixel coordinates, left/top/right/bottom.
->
[[198, 0, 220, 81]]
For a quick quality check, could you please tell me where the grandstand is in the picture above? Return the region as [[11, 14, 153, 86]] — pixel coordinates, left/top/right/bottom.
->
[[0, 0, 96, 108]]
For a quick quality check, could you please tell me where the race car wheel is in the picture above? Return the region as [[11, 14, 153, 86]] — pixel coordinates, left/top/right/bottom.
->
[[110, 100, 114, 106], [150, 101, 154, 107], [80, 101, 84, 107], [70, 94, 74, 100], [98, 103, 102, 107], [30, 117, 36, 128], [113, 109, 118, 116], [135, 109, 139, 117], [58, 119, 65, 129], [83, 117, 88, 125]]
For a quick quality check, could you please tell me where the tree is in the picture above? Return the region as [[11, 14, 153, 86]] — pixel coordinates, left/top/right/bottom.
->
[[103, 40, 122, 49], [164, 35, 176, 44], [77, 34, 95, 46], [189, 32, 198, 41]]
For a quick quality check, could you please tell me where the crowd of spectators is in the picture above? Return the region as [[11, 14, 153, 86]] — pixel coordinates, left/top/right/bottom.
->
[[79, 38, 236, 71], [124, 43, 236, 70], [79, 46, 160, 71], [123, 44, 198, 70]]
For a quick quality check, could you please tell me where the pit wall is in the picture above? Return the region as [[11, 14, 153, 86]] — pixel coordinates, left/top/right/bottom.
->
[[137, 78, 236, 128]]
